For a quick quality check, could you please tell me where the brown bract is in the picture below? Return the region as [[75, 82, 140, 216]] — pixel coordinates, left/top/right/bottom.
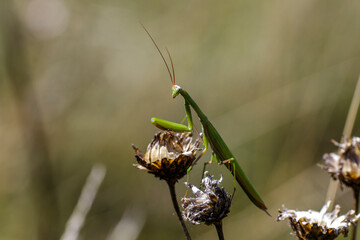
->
[[277, 201, 360, 240], [132, 131, 200, 184], [181, 171, 232, 225], [321, 137, 360, 191]]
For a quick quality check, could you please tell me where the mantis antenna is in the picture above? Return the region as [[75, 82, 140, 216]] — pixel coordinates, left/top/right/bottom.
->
[[141, 24, 175, 86], [165, 48, 176, 85]]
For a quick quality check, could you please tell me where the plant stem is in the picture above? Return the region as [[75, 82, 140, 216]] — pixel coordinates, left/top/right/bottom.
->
[[352, 189, 359, 240], [325, 73, 360, 209], [214, 221, 225, 240], [343, 76, 360, 140], [167, 181, 192, 240]]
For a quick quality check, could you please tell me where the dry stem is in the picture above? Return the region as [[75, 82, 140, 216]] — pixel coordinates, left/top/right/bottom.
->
[[167, 181, 192, 240], [352, 189, 360, 240], [214, 221, 225, 240], [325, 73, 360, 209]]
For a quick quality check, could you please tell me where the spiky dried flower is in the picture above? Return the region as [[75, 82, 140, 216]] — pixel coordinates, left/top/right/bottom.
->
[[181, 171, 232, 225], [321, 137, 360, 191], [132, 131, 200, 184], [277, 201, 360, 240]]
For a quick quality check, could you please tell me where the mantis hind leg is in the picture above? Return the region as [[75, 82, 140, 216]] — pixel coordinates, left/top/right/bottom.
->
[[201, 153, 237, 198], [184, 130, 209, 196], [201, 152, 216, 180], [219, 157, 237, 199]]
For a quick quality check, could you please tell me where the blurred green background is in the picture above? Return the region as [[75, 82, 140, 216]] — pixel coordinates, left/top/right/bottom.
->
[[2, 0, 360, 239]]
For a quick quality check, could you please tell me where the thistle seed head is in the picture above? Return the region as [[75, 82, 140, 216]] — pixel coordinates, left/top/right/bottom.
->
[[132, 131, 200, 184], [181, 171, 232, 225], [320, 137, 360, 191], [277, 201, 360, 240]]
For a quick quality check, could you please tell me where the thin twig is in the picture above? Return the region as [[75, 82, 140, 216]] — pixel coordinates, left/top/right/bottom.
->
[[325, 73, 360, 209], [352, 189, 360, 240], [214, 221, 225, 240], [167, 181, 192, 240], [60, 164, 106, 240], [343, 76, 360, 139]]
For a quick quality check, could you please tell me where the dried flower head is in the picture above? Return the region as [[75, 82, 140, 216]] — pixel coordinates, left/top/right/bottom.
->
[[321, 137, 360, 191], [181, 171, 232, 225], [277, 201, 360, 240], [132, 131, 200, 183]]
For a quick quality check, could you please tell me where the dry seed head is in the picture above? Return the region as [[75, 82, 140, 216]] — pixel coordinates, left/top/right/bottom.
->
[[320, 137, 360, 191], [181, 171, 232, 225], [277, 201, 360, 240], [132, 131, 200, 183]]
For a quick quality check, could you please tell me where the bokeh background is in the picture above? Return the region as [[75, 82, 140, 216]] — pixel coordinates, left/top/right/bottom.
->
[[2, 0, 360, 239]]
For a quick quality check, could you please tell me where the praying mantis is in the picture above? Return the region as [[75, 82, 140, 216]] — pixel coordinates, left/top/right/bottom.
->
[[143, 26, 268, 214]]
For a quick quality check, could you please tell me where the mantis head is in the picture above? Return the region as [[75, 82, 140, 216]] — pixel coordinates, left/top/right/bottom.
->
[[172, 85, 181, 98]]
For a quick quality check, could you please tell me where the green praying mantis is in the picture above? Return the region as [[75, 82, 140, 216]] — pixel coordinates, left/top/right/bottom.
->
[[143, 26, 268, 214]]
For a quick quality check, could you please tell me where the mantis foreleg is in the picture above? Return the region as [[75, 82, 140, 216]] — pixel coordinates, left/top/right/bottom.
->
[[151, 100, 193, 132]]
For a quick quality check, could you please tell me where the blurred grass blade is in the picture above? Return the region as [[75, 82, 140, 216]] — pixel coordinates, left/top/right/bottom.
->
[[60, 164, 106, 240], [106, 207, 145, 240]]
